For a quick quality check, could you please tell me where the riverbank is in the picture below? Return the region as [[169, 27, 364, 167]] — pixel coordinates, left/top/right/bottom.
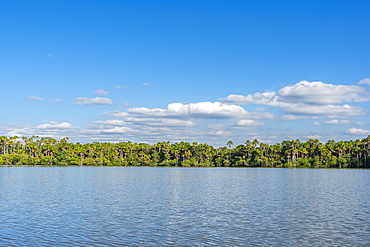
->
[[1, 136, 370, 168]]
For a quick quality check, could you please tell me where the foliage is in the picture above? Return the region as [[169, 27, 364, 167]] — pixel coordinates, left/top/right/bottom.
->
[[1, 135, 370, 168]]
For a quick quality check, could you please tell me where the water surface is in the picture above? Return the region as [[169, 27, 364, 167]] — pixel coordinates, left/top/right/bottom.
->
[[0, 167, 369, 246]]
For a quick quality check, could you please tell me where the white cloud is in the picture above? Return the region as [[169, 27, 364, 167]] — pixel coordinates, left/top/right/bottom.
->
[[85, 122, 202, 143], [53, 98, 63, 102], [4, 121, 79, 139], [105, 102, 274, 120], [346, 128, 370, 135], [325, 119, 351, 125], [125, 117, 195, 127], [220, 91, 278, 106], [356, 122, 367, 126], [207, 124, 228, 130], [257, 139, 275, 143], [303, 134, 323, 139], [282, 115, 307, 120], [277, 81, 368, 104], [236, 119, 264, 126], [75, 97, 114, 106], [141, 83, 150, 86], [96, 101, 275, 144], [219, 81, 369, 119], [314, 119, 365, 126], [94, 89, 109, 95], [283, 104, 365, 118], [47, 54, 55, 58], [101, 126, 133, 134], [103, 110, 129, 118], [28, 95, 46, 101], [6, 80, 370, 146], [245, 112, 275, 120], [115, 85, 123, 88], [38, 121, 73, 129], [358, 78, 370, 86], [92, 120, 126, 126]]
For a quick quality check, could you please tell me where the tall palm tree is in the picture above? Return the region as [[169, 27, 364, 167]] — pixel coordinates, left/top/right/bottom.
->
[[227, 141, 234, 163]]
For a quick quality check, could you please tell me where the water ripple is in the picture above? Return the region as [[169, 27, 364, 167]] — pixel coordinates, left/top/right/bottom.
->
[[0, 167, 369, 246]]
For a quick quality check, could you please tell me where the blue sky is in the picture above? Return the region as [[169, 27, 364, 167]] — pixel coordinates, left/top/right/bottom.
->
[[1, 0, 370, 146]]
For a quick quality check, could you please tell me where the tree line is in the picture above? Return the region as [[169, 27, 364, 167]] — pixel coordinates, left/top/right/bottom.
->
[[1, 135, 370, 168]]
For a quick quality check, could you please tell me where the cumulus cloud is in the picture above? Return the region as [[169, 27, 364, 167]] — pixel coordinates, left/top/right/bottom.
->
[[277, 81, 368, 104], [115, 85, 123, 88], [101, 126, 133, 134], [236, 119, 264, 126], [95, 101, 275, 144], [314, 119, 365, 126], [303, 134, 323, 139], [283, 104, 364, 118], [93, 120, 126, 126], [53, 98, 63, 102], [221, 81, 369, 105], [358, 78, 370, 86], [126, 102, 246, 119], [84, 121, 204, 143], [37, 121, 73, 129], [28, 95, 46, 101], [325, 119, 351, 125], [356, 122, 367, 126], [94, 89, 109, 95], [219, 80, 369, 119], [4, 121, 79, 139], [346, 128, 370, 135], [7, 80, 370, 146], [104, 102, 274, 120], [282, 115, 307, 120], [125, 117, 195, 127], [75, 97, 114, 106], [221, 91, 278, 106], [141, 83, 150, 86], [103, 110, 129, 118]]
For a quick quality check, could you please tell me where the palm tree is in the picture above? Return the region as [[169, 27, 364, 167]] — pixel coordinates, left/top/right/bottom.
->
[[245, 140, 252, 158], [227, 141, 234, 163]]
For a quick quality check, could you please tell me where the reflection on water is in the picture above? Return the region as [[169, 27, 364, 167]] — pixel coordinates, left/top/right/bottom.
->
[[0, 167, 369, 246]]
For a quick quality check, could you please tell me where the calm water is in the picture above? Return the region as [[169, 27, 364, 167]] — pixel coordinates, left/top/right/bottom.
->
[[0, 167, 369, 246]]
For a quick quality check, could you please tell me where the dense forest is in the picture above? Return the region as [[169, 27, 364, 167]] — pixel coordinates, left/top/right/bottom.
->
[[1, 135, 370, 168]]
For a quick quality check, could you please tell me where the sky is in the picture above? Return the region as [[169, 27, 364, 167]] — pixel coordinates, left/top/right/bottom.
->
[[0, 0, 370, 146]]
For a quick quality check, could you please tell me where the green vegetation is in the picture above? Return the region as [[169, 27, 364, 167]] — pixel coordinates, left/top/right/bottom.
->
[[1, 135, 370, 168]]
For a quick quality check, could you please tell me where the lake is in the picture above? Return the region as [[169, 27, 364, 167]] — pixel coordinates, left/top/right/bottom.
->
[[0, 167, 369, 246]]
